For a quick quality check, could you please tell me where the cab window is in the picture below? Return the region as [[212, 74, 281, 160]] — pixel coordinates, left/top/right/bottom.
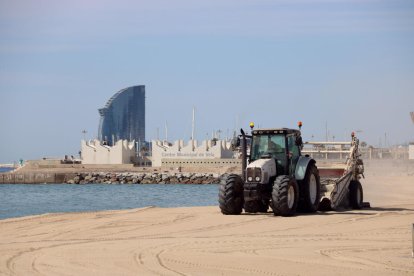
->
[[251, 134, 287, 174], [251, 134, 285, 161]]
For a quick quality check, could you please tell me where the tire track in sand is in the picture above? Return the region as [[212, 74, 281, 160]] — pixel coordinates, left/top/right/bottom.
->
[[132, 243, 187, 276], [319, 246, 414, 274]]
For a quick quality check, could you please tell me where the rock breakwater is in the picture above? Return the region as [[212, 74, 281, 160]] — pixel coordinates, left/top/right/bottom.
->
[[66, 172, 228, 185]]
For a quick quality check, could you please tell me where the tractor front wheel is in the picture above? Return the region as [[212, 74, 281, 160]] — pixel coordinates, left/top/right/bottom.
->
[[218, 174, 244, 215], [271, 175, 299, 217]]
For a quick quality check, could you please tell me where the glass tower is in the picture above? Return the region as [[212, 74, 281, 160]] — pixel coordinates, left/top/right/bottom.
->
[[98, 85, 145, 144]]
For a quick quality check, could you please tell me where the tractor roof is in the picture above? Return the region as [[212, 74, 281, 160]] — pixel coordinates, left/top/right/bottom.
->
[[252, 128, 301, 135]]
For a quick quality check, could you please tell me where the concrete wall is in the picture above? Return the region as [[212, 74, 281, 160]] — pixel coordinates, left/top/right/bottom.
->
[[81, 139, 136, 164], [152, 139, 235, 167], [409, 144, 414, 160], [0, 173, 75, 184]]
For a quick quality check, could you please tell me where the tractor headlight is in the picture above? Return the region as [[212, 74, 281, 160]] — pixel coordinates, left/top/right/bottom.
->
[[255, 176, 261, 182], [248, 176, 253, 182]]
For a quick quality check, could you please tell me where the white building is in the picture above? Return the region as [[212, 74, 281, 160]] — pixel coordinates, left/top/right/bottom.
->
[[409, 143, 414, 160], [81, 139, 136, 164], [151, 139, 236, 167]]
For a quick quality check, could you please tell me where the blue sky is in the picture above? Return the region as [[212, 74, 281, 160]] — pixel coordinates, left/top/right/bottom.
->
[[1, 0, 413, 162]]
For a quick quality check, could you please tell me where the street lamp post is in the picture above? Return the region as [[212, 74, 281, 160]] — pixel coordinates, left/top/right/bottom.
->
[[82, 130, 87, 141]]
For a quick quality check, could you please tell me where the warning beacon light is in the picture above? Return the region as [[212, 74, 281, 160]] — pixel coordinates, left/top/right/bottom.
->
[[298, 121, 303, 130], [249, 122, 255, 130]]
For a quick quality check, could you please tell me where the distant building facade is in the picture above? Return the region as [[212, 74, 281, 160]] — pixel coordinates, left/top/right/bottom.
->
[[98, 85, 145, 145], [151, 139, 239, 167], [81, 139, 136, 164]]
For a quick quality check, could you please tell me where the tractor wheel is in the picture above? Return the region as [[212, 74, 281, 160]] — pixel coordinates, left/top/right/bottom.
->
[[298, 163, 321, 213], [271, 175, 299, 217], [244, 200, 269, 213], [349, 180, 363, 209], [218, 174, 244, 215]]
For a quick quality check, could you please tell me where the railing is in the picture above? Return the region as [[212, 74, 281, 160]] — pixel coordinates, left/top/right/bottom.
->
[[302, 141, 352, 160], [302, 141, 409, 160]]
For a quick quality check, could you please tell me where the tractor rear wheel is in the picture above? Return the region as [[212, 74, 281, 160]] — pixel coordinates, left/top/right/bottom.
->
[[271, 175, 299, 216], [218, 174, 244, 215], [298, 163, 321, 213], [349, 180, 363, 209]]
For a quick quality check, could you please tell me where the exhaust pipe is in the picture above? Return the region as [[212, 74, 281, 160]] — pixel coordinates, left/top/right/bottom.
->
[[240, 128, 247, 182]]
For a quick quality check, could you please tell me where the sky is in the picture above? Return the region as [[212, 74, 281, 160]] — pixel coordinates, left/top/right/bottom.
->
[[0, 0, 413, 163]]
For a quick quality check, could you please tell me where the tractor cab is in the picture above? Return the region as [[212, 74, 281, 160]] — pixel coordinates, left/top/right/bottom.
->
[[249, 128, 303, 177]]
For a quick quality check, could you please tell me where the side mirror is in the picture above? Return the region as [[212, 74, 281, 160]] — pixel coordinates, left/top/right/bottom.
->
[[295, 136, 303, 146]]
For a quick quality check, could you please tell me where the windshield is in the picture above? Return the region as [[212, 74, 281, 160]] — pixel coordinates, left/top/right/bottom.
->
[[250, 134, 286, 161]]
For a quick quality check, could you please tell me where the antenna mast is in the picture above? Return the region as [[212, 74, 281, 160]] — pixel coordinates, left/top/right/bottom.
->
[[191, 107, 196, 150], [165, 121, 168, 142], [191, 107, 195, 141]]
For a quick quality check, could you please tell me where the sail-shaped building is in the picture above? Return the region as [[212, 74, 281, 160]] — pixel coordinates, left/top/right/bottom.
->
[[98, 85, 145, 144]]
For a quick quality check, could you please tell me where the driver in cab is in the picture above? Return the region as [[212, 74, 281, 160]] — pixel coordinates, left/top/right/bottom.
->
[[268, 139, 282, 155]]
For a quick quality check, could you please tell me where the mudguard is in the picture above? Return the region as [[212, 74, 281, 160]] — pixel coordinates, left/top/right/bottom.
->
[[295, 156, 315, 181]]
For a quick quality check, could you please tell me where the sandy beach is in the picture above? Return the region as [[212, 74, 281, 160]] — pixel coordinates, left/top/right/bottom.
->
[[1, 164, 414, 275]]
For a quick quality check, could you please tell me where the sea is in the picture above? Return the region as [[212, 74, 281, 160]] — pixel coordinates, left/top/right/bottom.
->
[[0, 183, 220, 220], [0, 167, 14, 173]]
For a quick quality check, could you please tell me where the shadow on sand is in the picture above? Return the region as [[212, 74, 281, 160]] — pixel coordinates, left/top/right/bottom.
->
[[237, 205, 414, 217]]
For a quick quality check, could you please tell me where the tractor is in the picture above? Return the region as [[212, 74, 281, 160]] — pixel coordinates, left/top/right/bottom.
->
[[219, 122, 365, 216]]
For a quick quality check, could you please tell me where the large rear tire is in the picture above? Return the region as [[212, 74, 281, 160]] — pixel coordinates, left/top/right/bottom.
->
[[218, 174, 244, 215], [349, 180, 363, 209], [271, 175, 299, 217], [298, 163, 321, 213]]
